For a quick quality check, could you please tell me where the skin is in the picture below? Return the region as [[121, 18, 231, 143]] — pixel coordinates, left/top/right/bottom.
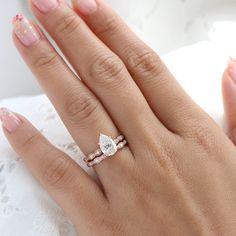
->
[[222, 70, 236, 145], [3, 0, 236, 235]]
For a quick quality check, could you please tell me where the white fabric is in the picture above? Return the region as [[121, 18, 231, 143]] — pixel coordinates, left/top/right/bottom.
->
[[0, 41, 230, 235]]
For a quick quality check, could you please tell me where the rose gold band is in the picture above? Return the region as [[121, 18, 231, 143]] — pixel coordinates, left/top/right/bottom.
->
[[84, 135, 127, 167], [87, 140, 127, 167]]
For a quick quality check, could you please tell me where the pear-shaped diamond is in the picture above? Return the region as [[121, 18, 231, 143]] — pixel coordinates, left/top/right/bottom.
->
[[99, 134, 117, 157]]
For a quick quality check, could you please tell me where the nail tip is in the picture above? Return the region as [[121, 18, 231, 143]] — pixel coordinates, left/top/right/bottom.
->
[[0, 108, 22, 133], [12, 13, 24, 24], [75, 0, 98, 15], [32, 0, 59, 13], [12, 14, 41, 47]]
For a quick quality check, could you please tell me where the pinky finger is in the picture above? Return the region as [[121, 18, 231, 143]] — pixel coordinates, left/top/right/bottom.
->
[[222, 58, 236, 145], [0, 107, 107, 234]]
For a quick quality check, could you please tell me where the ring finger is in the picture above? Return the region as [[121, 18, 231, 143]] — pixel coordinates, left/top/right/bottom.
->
[[13, 15, 133, 188]]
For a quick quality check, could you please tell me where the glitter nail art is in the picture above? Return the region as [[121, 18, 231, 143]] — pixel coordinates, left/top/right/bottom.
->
[[13, 14, 40, 46]]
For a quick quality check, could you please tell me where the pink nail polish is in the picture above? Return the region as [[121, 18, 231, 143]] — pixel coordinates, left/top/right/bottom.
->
[[228, 57, 236, 84], [13, 14, 41, 46], [32, 0, 59, 13], [0, 108, 22, 133], [75, 0, 98, 15]]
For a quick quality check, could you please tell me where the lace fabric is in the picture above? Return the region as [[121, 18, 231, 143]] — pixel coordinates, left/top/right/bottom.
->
[[0, 95, 97, 236]]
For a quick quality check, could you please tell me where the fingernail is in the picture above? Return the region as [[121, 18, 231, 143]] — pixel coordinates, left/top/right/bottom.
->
[[0, 108, 22, 133], [74, 0, 98, 15], [13, 14, 41, 46], [32, 0, 59, 13]]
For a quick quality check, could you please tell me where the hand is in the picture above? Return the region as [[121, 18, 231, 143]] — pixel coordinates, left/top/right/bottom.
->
[[1, 0, 236, 235]]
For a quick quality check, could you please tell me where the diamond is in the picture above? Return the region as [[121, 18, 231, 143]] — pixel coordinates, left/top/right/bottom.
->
[[99, 134, 118, 157]]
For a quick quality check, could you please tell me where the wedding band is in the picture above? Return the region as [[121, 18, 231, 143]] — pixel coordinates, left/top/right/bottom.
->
[[84, 134, 127, 167]]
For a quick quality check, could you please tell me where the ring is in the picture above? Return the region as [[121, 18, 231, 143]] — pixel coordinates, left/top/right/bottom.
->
[[84, 134, 127, 167]]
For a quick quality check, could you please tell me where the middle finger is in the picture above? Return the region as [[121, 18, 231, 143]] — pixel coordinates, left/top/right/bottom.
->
[[30, 0, 170, 148]]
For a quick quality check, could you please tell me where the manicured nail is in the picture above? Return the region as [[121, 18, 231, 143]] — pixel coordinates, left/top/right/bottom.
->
[[0, 108, 22, 133], [13, 14, 41, 46], [75, 0, 98, 15], [32, 0, 59, 13]]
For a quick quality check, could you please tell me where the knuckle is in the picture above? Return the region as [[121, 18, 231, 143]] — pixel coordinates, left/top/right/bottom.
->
[[89, 54, 125, 87], [43, 154, 71, 188], [127, 49, 165, 77], [33, 49, 59, 69], [55, 13, 82, 37], [97, 16, 121, 37], [66, 94, 99, 123], [17, 132, 42, 154]]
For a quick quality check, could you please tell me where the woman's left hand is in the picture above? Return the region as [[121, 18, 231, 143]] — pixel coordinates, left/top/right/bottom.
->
[[2, 0, 236, 235]]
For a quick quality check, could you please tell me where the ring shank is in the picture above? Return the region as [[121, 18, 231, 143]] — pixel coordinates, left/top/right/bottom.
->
[[84, 135, 127, 167]]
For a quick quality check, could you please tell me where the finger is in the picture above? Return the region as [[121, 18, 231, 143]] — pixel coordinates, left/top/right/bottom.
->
[[0, 108, 107, 233], [29, 0, 169, 146], [72, 0, 203, 134], [12, 15, 133, 186], [222, 58, 236, 145]]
